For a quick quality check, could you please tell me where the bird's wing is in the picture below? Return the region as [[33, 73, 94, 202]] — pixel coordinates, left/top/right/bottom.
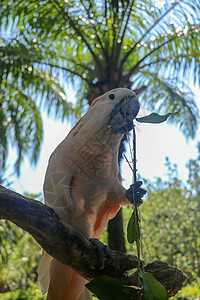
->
[[43, 170, 75, 224]]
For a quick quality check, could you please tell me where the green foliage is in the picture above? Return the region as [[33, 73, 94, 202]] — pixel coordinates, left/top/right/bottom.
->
[[0, 26, 80, 175], [136, 112, 179, 124], [86, 275, 139, 300], [0, 38, 80, 174], [171, 277, 200, 299], [186, 143, 200, 194], [141, 158, 200, 283], [0, 282, 45, 299], [0, 90, 43, 174], [0, 220, 42, 292], [135, 74, 199, 138], [127, 209, 140, 243], [140, 270, 168, 300], [0, 193, 43, 293]]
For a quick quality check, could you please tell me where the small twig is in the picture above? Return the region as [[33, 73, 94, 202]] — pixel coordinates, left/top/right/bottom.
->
[[132, 124, 142, 294], [124, 154, 134, 172], [132, 123, 137, 184]]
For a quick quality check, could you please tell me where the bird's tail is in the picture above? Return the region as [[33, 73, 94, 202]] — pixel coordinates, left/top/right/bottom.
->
[[38, 251, 92, 300], [37, 250, 53, 294]]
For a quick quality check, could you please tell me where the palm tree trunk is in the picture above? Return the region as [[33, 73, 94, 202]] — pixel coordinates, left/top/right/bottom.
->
[[108, 134, 127, 253], [108, 208, 126, 252]]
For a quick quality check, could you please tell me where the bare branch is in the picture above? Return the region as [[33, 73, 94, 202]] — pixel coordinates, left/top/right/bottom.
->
[[0, 185, 186, 296], [0, 185, 139, 280], [133, 85, 147, 95]]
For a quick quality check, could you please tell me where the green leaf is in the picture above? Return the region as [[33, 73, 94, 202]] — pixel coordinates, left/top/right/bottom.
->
[[140, 271, 168, 300], [86, 275, 139, 300], [136, 112, 179, 124], [127, 210, 140, 244]]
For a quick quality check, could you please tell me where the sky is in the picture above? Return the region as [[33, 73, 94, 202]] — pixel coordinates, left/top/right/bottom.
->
[[4, 84, 200, 195]]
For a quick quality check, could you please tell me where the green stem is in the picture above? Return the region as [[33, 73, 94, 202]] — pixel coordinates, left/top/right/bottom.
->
[[132, 125, 142, 296], [132, 124, 137, 184]]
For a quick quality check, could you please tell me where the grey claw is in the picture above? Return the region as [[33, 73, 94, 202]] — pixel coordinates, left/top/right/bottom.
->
[[89, 238, 108, 270], [125, 181, 146, 206]]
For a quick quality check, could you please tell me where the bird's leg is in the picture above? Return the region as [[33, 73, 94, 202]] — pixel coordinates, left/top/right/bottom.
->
[[88, 238, 109, 270], [125, 181, 146, 206]]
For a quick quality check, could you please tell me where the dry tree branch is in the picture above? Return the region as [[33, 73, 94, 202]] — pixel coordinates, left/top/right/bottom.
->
[[0, 185, 186, 297]]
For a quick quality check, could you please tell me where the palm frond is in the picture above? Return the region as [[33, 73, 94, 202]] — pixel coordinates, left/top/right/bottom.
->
[[124, 23, 200, 86], [0, 38, 81, 120], [0, 107, 8, 171], [0, 85, 43, 174], [121, 0, 179, 66], [134, 71, 199, 139]]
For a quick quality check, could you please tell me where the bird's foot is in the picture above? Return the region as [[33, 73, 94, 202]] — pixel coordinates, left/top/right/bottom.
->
[[89, 238, 109, 270], [125, 181, 146, 206]]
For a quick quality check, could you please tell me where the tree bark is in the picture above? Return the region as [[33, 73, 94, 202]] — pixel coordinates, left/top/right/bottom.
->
[[108, 133, 128, 252], [0, 185, 186, 297], [108, 208, 126, 253]]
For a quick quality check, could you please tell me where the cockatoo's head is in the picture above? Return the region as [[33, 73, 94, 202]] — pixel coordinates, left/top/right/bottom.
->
[[90, 88, 140, 134]]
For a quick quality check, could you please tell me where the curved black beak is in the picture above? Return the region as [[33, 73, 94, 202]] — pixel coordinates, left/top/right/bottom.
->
[[108, 96, 140, 133]]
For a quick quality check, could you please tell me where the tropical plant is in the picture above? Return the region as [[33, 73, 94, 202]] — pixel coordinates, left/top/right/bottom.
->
[[0, 30, 80, 175], [1, 0, 199, 131]]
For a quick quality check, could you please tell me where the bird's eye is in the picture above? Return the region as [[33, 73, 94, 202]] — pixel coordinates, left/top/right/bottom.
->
[[109, 94, 115, 100]]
